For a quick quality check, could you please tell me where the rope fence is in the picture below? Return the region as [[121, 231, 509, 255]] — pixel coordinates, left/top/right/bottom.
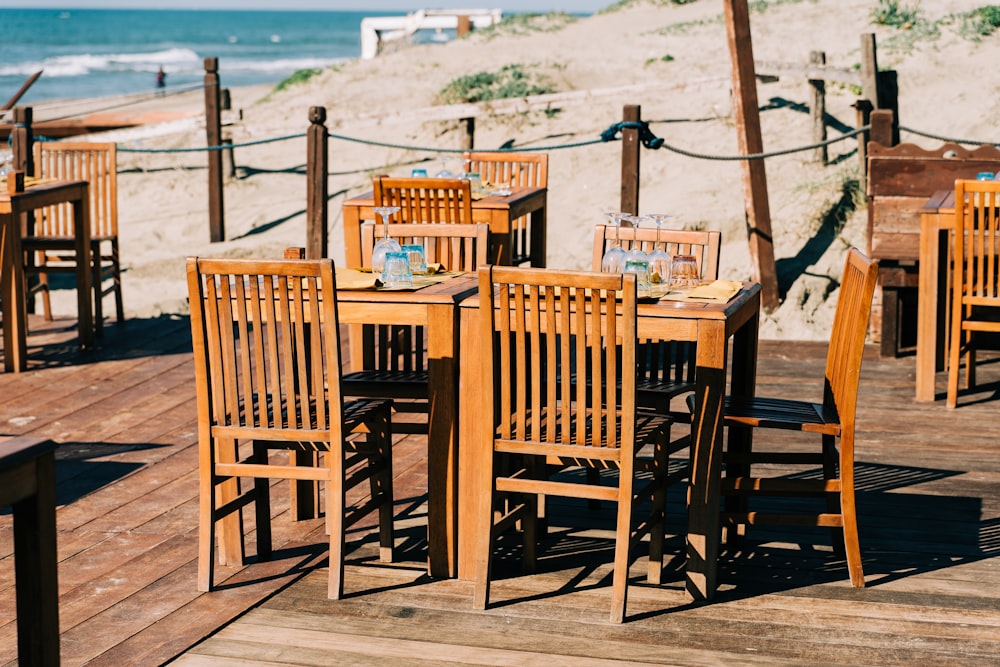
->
[[115, 118, 872, 162]]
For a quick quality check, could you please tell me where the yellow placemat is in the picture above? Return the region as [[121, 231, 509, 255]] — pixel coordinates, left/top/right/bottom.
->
[[659, 280, 742, 303], [337, 267, 461, 291]]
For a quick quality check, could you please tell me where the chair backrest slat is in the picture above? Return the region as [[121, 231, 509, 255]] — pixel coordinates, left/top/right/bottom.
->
[[360, 222, 488, 272], [462, 151, 548, 189], [188, 257, 343, 440], [592, 224, 721, 280], [374, 176, 473, 225], [824, 248, 879, 433], [480, 266, 636, 452], [33, 141, 117, 239]]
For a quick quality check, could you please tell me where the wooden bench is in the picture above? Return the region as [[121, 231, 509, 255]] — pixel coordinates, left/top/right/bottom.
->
[[866, 141, 1000, 357]]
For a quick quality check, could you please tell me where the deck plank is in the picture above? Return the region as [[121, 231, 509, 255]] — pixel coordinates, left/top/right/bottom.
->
[[1, 318, 1000, 666]]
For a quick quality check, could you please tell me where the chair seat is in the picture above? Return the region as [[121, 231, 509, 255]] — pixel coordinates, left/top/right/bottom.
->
[[342, 369, 429, 399], [723, 396, 841, 436]]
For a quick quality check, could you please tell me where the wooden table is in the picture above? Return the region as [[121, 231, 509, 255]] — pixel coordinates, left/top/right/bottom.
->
[[0, 436, 60, 666], [337, 273, 479, 579], [456, 282, 762, 601], [916, 189, 955, 401], [1, 178, 93, 372], [342, 186, 547, 269]]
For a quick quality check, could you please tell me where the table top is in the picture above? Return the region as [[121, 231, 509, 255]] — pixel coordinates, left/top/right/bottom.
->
[[343, 186, 545, 210], [336, 271, 478, 305], [0, 436, 57, 472], [1, 178, 88, 211]]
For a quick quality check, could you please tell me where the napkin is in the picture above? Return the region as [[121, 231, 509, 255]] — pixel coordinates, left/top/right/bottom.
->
[[684, 280, 742, 302], [336, 268, 382, 290]]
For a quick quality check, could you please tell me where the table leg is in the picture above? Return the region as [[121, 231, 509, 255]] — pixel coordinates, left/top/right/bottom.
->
[[529, 204, 546, 267], [11, 450, 61, 666], [456, 304, 481, 581], [1, 212, 28, 372], [73, 192, 93, 348], [426, 303, 458, 578], [685, 320, 728, 601], [916, 214, 949, 401]]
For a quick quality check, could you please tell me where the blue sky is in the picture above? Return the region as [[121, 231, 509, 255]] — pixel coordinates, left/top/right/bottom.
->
[[0, 1, 609, 11]]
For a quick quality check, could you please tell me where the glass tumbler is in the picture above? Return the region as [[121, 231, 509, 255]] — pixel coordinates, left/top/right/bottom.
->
[[382, 251, 413, 288], [624, 258, 652, 298], [402, 243, 427, 274], [668, 255, 700, 289]]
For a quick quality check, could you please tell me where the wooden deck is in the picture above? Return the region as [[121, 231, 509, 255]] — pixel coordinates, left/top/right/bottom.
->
[[2, 314, 1000, 666]]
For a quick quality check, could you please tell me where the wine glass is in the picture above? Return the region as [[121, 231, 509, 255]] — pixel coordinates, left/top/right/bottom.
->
[[646, 213, 674, 296], [371, 206, 402, 273], [621, 214, 650, 295], [435, 158, 456, 178], [600, 211, 629, 273]]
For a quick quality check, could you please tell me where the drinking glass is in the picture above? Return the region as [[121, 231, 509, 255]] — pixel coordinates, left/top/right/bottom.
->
[[624, 257, 652, 298], [646, 213, 674, 297], [402, 243, 427, 274], [600, 211, 629, 273], [669, 254, 700, 289], [435, 158, 456, 178], [411, 168, 428, 177], [370, 206, 402, 273], [382, 251, 413, 288]]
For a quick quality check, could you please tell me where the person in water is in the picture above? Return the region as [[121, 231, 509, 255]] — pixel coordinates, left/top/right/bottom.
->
[[156, 66, 166, 94]]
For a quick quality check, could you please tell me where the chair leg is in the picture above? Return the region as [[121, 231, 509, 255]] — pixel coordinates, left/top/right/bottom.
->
[[216, 437, 246, 567], [91, 247, 104, 335], [112, 241, 125, 324], [946, 315, 963, 409], [647, 429, 669, 585], [370, 413, 395, 564], [327, 442, 347, 600], [38, 268, 52, 321], [472, 453, 497, 610], [610, 462, 635, 624], [252, 442, 272, 561], [198, 441, 217, 593], [839, 470, 865, 588]]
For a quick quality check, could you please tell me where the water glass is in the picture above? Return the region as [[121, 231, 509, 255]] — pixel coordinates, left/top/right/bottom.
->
[[402, 243, 427, 274], [382, 251, 413, 288], [623, 258, 652, 298], [411, 168, 428, 177], [669, 255, 700, 289]]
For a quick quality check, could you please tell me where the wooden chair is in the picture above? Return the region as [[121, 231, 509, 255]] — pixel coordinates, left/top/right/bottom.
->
[[947, 179, 1000, 408], [718, 248, 878, 587], [342, 222, 489, 433], [592, 223, 722, 417], [472, 266, 672, 623], [25, 141, 123, 332], [463, 151, 548, 266], [373, 176, 473, 224], [186, 256, 395, 599]]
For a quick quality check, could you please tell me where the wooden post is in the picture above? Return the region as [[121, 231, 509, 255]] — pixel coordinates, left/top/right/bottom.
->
[[854, 98, 873, 181], [620, 104, 640, 215], [204, 57, 225, 243], [724, 0, 779, 313], [11, 106, 33, 176], [306, 106, 329, 260], [860, 33, 879, 110], [876, 69, 900, 145], [457, 14, 472, 37], [870, 109, 894, 147], [809, 50, 827, 164], [461, 117, 475, 150]]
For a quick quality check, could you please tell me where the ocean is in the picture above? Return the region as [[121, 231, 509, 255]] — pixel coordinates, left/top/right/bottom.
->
[[0, 8, 437, 105]]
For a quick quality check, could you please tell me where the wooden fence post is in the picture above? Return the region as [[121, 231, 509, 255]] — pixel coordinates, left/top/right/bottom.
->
[[876, 69, 900, 145], [724, 0, 779, 314], [854, 98, 873, 181], [860, 33, 879, 109], [809, 50, 827, 164], [306, 106, 329, 260], [204, 57, 225, 243], [870, 109, 895, 147], [461, 117, 475, 150], [11, 106, 33, 176], [620, 104, 640, 215]]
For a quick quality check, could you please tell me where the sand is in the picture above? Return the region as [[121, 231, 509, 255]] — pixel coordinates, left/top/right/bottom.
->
[[29, 0, 1000, 340]]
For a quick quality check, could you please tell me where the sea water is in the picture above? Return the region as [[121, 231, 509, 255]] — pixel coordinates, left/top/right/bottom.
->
[[0, 8, 407, 105]]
